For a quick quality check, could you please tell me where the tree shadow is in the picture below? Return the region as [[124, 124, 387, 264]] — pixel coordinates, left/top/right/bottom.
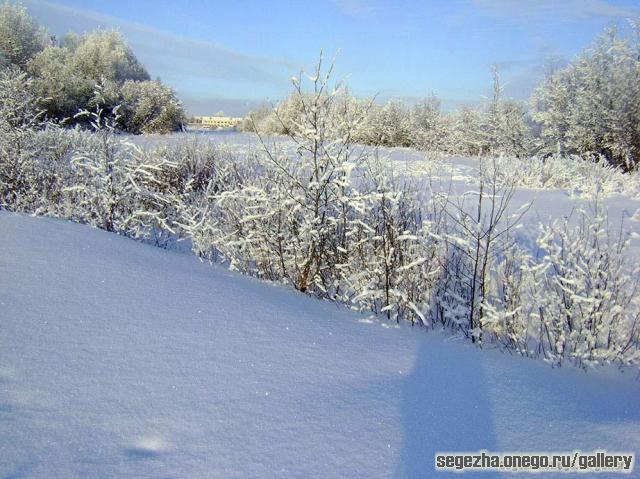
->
[[125, 447, 163, 460], [1, 462, 34, 479], [397, 333, 501, 478]]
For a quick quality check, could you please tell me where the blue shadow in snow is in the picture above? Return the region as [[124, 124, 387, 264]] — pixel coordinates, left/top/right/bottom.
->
[[124, 447, 164, 460], [397, 334, 501, 478], [1, 462, 34, 479]]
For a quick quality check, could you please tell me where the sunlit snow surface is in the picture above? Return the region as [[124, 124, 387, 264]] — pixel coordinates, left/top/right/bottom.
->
[[1, 212, 639, 478]]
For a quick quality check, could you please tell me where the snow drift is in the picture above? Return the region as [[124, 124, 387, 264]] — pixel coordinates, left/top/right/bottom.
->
[[0, 212, 639, 478]]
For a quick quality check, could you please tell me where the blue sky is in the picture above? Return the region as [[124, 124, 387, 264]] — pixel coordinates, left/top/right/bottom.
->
[[24, 0, 640, 115]]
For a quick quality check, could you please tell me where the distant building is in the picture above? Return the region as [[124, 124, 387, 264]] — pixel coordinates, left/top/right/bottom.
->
[[188, 116, 244, 129]]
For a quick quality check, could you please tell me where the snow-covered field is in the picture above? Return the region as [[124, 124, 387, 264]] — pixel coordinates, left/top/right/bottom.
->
[[136, 131, 640, 217], [132, 130, 640, 251], [1, 211, 639, 478]]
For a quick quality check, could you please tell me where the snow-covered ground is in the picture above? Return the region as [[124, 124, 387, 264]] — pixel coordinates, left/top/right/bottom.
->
[[1, 211, 639, 478], [131, 130, 640, 252]]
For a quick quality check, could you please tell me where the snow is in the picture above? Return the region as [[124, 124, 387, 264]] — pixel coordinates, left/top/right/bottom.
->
[[1, 211, 639, 478], [130, 130, 640, 254]]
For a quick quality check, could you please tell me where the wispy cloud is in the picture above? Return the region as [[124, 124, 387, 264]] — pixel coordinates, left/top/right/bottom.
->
[[329, 0, 387, 20], [24, 0, 294, 112], [473, 0, 639, 22]]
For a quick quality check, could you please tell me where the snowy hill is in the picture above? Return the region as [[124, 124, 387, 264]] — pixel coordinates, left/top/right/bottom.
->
[[0, 212, 639, 478]]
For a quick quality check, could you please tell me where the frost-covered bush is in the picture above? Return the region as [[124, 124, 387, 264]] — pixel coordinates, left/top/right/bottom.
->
[[408, 152, 640, 201], [472, 203, 640, 369], [2, 124, 639, 370], [488, 154, 640, 199], [481, 242, 537, 357], [338, 162, 444, 325], [10, 127, 87, 214], [408, 96, 448, 152], [0, 66, 40, 144], [119, 80, 185, 134], [135, 139, 260, 248], [0, 68, 112, 213], [187, 55, 372, 294], [0, 66, 45, 208], [63, 106, 136, 232], [432, 159, 531, 343], [442, 106, 487, 156], [2, 51, 639, 372], [239, 104, 276, 133], [61, 107, 194, 236], [366, 100, 413, 147], [531, 205, 640, 367]]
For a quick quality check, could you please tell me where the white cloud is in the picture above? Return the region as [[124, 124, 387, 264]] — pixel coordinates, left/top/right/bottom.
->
[[473, 0, 639, 22], [329, 0, 393, 21], [330, 0, 374, 18]]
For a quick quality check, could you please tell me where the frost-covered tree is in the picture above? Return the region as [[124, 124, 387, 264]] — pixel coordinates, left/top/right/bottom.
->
[[26, 25, 184, 132], [370, 100, 413, 147], [444, 106, 486, 156], [72, 30, 149, 84], [531, 68, 573, 156], [119, 80, 185, 133], [409, 96, 445, 151], [481, 66, 532, 157], [252, 54, 368, 293], [1, 2, 183, 133], [485, 65, 503, 154], [184, 54, 375, 295], [499, 100, 532, 157], [0, 1, 47, 68], [330, 87, 373, 142], [27, 44, 93, 119], [533, 27, 640, 169]]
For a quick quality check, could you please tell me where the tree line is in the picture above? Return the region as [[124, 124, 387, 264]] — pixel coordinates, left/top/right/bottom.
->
[[0, 1, 185, 133], [243, 25, 640, 171]]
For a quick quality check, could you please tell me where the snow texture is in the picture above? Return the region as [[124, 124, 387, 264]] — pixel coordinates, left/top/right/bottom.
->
[[0, 212, 639, 478]]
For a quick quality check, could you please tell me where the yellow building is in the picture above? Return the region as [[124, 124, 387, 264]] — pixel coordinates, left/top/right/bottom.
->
[[188, 116, 244, 129]]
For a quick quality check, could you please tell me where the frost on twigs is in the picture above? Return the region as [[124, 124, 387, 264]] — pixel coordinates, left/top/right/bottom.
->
[[1, 52, 639, 372]]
